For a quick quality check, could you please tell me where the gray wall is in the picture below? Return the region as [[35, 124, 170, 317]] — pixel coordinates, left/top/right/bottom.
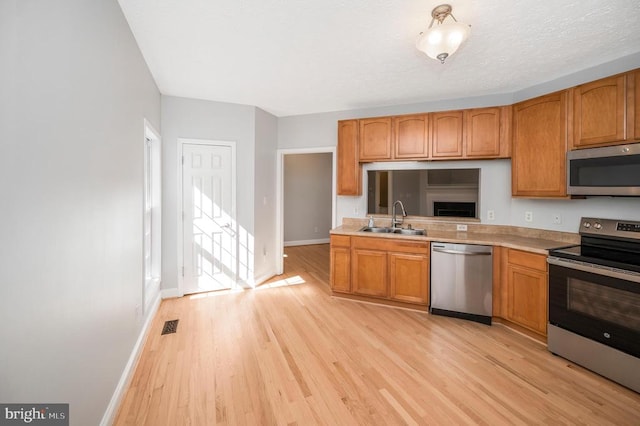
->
[[0, 1, 160, 425], [284, 153, 333, 244], [160, 96, 256, 288], [278, 53, 640, 232]]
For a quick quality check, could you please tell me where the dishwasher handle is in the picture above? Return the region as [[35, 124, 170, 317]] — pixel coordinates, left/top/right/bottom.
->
[[432, 247, 492, 256]]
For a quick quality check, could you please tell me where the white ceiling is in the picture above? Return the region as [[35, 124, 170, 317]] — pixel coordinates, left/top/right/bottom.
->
[[117, 0, 640, 117]]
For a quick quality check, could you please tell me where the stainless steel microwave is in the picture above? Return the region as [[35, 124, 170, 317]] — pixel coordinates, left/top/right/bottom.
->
[[567, 143, 640, 196]]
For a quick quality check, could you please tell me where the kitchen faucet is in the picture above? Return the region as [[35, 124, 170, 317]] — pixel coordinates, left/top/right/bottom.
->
[[392, 200, 407, 228]]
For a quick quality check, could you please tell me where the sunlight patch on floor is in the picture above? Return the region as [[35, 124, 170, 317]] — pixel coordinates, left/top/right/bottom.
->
[[188, 287, 245, 299], [256, 275, 306, 290]]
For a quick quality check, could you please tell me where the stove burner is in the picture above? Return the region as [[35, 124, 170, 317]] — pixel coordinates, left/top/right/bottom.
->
[[548, 217, 640, 274]]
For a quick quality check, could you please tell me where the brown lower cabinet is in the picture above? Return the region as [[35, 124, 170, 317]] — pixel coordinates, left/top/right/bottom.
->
[[494, 247, 548, 336], [332, 236, 549, 336], [330, 235, 352, 293], [330, 235, 429, 306]]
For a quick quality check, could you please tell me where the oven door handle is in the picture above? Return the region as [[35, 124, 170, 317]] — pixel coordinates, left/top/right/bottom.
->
[[547, 256, 640, 284]]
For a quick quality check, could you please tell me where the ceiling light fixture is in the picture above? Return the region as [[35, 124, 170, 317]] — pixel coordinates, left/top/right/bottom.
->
[[416, 4, 470, 64]]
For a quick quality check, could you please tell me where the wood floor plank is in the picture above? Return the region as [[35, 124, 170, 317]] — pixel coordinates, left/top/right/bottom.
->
[[114, 244, 640, 425]]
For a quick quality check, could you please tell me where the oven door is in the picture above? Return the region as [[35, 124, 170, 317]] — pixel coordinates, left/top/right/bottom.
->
[[548, 257, 640, 358]]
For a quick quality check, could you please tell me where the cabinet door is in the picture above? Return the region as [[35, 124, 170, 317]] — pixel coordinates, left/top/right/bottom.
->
[[330, 235, 351, 293], [359, 117, 392, 161], [512, 91, 569, 197], [506, 264, 547, 335], [337, 120, 361, 195], [464, 107, 510, 158], [393, 114, 429, 159], [573, 75, 626, 148], [431, 111, 463, 158], [631, 70, 640, 141], [389, 252, 429, 304], [352, 248, 388, 298]]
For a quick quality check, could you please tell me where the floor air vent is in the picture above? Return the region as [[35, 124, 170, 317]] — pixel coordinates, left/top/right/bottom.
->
[[161, 319, 179, 335]]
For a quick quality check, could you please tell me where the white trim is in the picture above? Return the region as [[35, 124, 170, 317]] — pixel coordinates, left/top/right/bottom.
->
[[144, 119, 160, 142], [161, 288, 182, 299], [143, 119, 162, 316], [284, 238, 330, 247], [253, 268, 279, 287], [177, 138, 237, 295], [276, 147, 336, 275], [100, 292, 161, 426]]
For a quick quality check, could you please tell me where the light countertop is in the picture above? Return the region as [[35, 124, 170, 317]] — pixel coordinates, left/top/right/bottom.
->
[[331, 218, 579, 255]]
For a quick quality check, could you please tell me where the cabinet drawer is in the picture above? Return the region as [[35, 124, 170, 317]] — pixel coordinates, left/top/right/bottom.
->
[[331, 234, 351, 248], [507, 249, 547, 271]]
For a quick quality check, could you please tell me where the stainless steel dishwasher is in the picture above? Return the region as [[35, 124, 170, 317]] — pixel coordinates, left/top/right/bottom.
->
[[430, 242, 493, 325]]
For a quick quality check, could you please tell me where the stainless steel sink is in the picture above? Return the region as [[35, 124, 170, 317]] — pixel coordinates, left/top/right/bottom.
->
[[359, 226, 426, 236], [392, 228, 426, 236], [359, 226, 392, 233]]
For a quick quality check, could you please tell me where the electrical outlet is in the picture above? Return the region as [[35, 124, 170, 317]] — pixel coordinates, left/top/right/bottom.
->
[[354, 207, 359, 215], [525, 211, 533, 223], [456, 224, 468, 231], [314, 226, 318, 233], [487, 210, 495, 221], [553, 214, 562, 224]]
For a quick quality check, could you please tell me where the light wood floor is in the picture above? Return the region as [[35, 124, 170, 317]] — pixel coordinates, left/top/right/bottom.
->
[[114, 244, 640, 425]]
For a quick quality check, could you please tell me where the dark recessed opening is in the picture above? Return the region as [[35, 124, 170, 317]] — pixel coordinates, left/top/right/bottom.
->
[[433, 201, 476, 217]]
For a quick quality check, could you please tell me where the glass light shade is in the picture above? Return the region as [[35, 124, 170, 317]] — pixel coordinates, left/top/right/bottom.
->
[[416, 21, 470, 63]]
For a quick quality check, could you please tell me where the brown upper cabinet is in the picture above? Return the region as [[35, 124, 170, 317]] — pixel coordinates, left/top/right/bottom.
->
[[431, 110, 464, 158], [337, 120, 361, 196], [393, 114, 430, 159], [572, 70, 640, 149], [573, 75, 626, 148], [337, 68, 639, 197], [512, 91, 569, 198], [357, 108, 511, 162], [464, 106, 511, 158], [359, 117, 392, 161], [631, 69, 640, 141]]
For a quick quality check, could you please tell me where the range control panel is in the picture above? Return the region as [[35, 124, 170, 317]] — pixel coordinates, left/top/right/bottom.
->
[[581, 217, 640, 240], [617, 222, 640, 233]]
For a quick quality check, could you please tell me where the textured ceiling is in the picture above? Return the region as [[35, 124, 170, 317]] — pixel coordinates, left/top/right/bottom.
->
[[117, 0, 640, 117]]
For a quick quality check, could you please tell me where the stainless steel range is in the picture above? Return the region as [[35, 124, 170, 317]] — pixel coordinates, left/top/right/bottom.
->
[[547, 217, 640, 393]]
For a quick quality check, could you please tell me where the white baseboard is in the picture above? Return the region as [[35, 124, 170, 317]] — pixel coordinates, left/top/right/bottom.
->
[[253, 267, 279, 287], [284, 238, 330, 247], [100, 291, 161, 426], [161, 288, 182, 299]]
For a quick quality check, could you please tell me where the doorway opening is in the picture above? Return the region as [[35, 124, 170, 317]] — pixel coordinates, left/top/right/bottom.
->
[[276, 148, 336, 275]]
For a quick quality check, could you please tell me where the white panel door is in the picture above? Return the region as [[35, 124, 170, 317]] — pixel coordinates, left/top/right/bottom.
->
[[182, 143, 236, 294]]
